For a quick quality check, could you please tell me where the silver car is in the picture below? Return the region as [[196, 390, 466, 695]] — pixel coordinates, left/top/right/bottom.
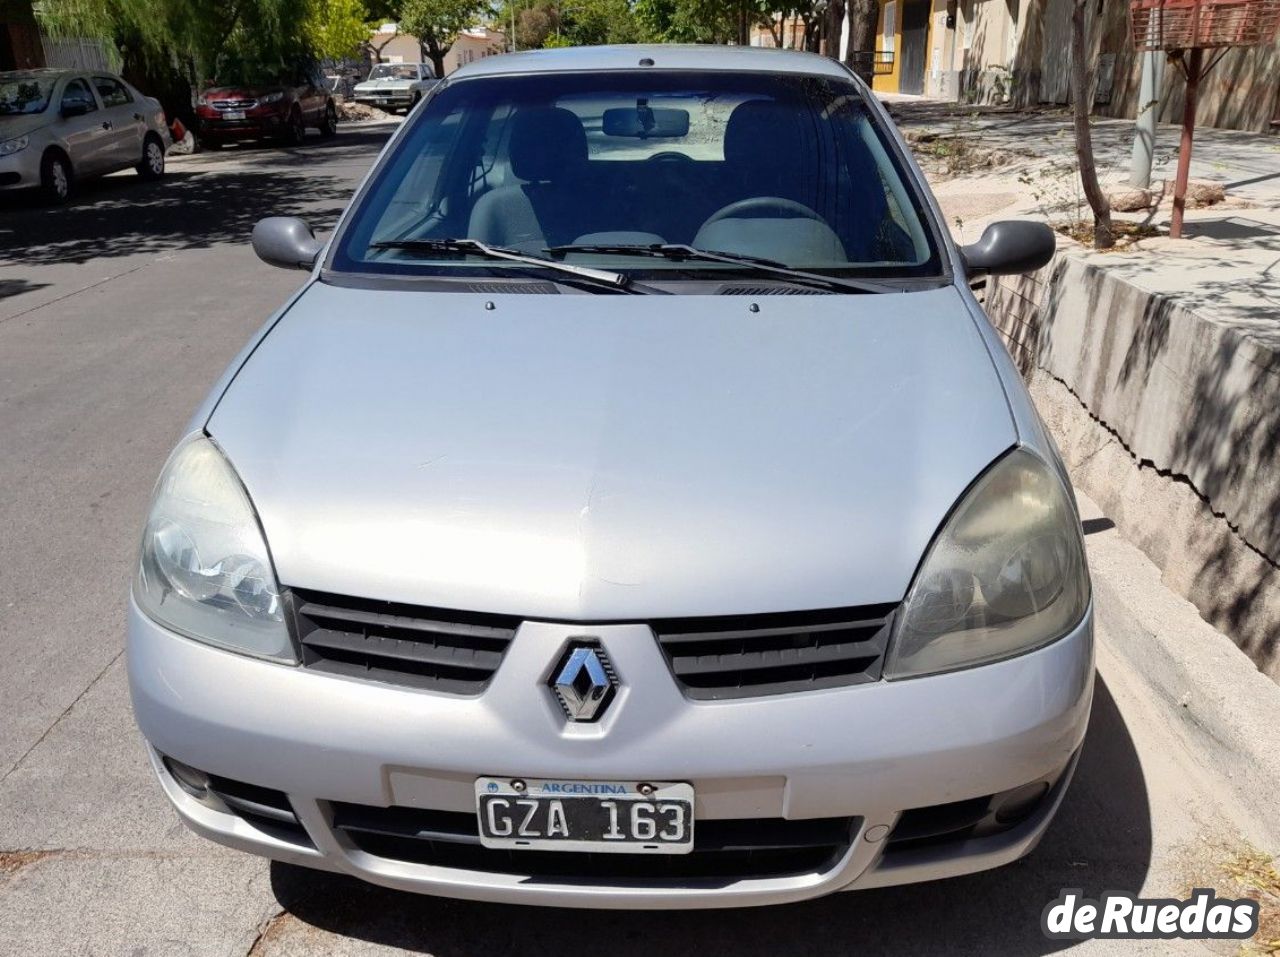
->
[[0, 68, 169, 203], [128, 45, 1093, 909], [352, 62, 437, 113]]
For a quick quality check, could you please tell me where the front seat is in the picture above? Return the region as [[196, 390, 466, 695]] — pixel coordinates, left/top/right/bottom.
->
[[720, 99, 813, 205], [468, 107, 589, 251], [694, 100, 847, 263]]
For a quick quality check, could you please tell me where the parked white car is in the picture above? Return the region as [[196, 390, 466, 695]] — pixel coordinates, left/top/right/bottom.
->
[[0, 68, 170, 204], [352, 63, 437, 113]]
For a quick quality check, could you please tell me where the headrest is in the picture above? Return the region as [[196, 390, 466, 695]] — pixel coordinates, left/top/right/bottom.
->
[[724, 100, 809, 170], [510, 107, 588, 182]]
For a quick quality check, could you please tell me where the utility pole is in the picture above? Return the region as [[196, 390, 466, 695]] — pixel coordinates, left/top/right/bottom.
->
[[1128, 50, 1164, 188]]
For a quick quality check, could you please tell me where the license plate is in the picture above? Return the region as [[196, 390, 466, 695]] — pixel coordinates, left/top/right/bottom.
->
[[476, 778, 694, 854], [220, 110, 245, 120]]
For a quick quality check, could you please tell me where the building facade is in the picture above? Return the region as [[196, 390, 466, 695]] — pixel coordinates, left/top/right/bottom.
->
[[867, 0, 1279, 131], [366, 23, 506, 76]]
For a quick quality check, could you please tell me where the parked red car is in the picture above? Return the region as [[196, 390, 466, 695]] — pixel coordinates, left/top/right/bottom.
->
[[195, 68, 336, 148]]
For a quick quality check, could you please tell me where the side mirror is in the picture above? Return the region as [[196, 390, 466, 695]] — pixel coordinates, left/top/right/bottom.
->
[[252, 216, 324, 270], [959, 220, 1056, 278], [62, 100, 92, 118]]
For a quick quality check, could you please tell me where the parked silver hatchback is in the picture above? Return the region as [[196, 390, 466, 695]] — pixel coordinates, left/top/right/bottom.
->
[[0, 68, 169, 203], [128, 45, 1093, 909]]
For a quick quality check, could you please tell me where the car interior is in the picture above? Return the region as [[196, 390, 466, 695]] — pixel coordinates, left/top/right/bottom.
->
[[360, 88, 931, 271]]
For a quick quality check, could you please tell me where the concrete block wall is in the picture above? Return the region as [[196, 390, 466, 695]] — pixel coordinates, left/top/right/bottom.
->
[[984, 258, 1280, 682]]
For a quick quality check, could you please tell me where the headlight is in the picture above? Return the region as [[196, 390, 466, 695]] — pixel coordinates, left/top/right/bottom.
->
[[885, 448, 1089, 679], [260, 92, 284, 104], [196, 93, 208, 106], [135, 436, 294, 662], [0, 135, 29, 156]]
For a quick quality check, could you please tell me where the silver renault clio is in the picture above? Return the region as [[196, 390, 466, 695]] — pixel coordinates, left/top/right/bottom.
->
[[128, 45, 1092, 909]]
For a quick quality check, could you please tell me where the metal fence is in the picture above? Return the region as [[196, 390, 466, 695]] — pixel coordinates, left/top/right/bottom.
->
[[40, 35, 119, 73], [847, 51, 896, 76]]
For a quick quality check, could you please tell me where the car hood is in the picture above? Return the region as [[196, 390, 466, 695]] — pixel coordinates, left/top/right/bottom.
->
[[204, 86, 281, 99], [0, 113, 49, 137], [208, 281, 1016, 620], [356, 79, 413, 89]]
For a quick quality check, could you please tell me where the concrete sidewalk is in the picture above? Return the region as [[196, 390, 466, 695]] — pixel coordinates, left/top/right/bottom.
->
[[893, 102, 1280, 334]]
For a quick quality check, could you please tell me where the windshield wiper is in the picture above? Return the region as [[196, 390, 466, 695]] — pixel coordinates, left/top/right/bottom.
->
[[369, 237, 652, 294], [545, 243, 900, 294]]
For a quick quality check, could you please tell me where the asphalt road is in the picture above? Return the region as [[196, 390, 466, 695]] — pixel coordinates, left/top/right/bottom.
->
[[0, 123, 1275, 957]]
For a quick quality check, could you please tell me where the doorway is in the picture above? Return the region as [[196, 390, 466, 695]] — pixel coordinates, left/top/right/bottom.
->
[[898, 0, 930, 95]]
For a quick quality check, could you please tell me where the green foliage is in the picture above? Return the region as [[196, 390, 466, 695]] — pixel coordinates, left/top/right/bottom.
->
[[496, 0, 648, 48], [37, 0, 324, 85], [397, 0, 488, 69], [633, 0, 775, 45], [634, 0, 734, 42], [304, 0, 371, 61], [560, 0, 647, 44]]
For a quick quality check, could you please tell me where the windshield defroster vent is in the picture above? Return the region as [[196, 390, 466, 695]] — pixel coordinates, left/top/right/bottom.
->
[[652, 604, 897, 699], [462, 281, 560, 294], [717, 284, 834, 295]]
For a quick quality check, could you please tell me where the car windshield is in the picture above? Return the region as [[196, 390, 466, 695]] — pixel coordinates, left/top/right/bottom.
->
[[0, 74, 55, 115], [370, 65, 418, 81], [333, 70, 942, 281]]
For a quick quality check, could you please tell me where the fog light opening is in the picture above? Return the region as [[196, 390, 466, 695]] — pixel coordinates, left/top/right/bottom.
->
[[993, 781, 1050, 825], [162, 755, 210, 800]]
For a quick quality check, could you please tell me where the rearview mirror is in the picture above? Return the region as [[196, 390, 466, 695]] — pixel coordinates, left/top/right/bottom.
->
[[959, 220, 1056, 277], [252, 217, 324, 270], [61, 99, 93, 118], [602, 106, 690, 138]]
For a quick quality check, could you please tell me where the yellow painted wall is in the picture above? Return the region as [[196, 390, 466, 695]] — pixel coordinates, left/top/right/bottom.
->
[[873, 0, 938, 95], [871, 1, 902, 93]]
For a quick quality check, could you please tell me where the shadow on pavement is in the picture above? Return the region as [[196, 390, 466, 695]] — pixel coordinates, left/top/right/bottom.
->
[[0, 278, 51, 300], [0, 126, 392, 268], [269, 675, 1150, 955]]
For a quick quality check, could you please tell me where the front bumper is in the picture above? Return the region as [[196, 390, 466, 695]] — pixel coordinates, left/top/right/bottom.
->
[[354, 90, 415, 107], [128, 597, 1093, 908], [197, 113, 285, 141], [0, 147, 42, 191]]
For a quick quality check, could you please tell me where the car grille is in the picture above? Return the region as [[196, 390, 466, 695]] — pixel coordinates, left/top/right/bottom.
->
[[330, 802, 856, 882], [287, 589, 520, 694], [211, 99, 257, 110], [651, 604, 897, 699]]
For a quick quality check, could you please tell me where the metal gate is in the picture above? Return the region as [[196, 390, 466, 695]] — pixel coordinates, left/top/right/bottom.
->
[[40, 36, 118, 72], [899, 0, 930, 94]]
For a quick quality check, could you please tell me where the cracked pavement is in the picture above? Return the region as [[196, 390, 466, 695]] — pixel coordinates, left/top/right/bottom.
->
[[2, 119, 1279, 957]]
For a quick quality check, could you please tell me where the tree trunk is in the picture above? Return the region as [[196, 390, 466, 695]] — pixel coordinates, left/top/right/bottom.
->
[[766, 14, 784, 47], [423, 37, 448, 78], [1069, 0, 1113, 249], [844, 0, 879, 83], [824, 0, 844, 57]]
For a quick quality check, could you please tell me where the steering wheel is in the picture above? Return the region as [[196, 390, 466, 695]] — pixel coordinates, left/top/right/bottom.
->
[[700, 196, 826, 230], [645, 151, 695, 165]]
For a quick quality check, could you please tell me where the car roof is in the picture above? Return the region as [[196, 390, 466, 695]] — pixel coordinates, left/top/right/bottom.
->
[[448, 44, 854, 81], [1, 68, 74, 80]]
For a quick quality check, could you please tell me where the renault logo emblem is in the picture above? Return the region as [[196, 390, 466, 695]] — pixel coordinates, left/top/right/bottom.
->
[[550, 642, 617, 722]]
